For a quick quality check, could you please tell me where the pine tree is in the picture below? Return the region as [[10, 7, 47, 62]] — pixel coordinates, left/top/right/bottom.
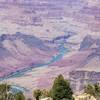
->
[[33, 89, 42, 100], [15, 92, 25, 100], [50, 74, 74, 100], [85, 83, 100, 100]]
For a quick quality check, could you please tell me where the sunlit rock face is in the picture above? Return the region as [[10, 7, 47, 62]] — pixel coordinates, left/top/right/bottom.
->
[[0, 0, 99, 96]]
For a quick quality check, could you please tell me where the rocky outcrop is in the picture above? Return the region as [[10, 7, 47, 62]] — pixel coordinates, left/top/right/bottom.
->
[[69, 71, 100, 94]]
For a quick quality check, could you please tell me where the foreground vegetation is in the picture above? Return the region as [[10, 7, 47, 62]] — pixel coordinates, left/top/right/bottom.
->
[[85, 83, 100, 100], [0, 75, 100, 100], [33, 75, 74, 100], [0, 83, 25, 100]]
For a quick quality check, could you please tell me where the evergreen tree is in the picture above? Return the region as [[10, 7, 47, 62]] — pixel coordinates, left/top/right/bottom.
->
[[0, 83, 25, 100], [85, 83, 100, 100], [7, 93, 15, 100], [41, 89, 49, 98], [0, 83, 11, 100], [85, 84, 95, 96], [33, 89, 42, 100], [50, 74, 74, 100], [15, 92, 25, 100]]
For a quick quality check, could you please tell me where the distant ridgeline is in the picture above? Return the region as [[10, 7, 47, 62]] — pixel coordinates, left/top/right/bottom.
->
[[0, 0, 83, 4]]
